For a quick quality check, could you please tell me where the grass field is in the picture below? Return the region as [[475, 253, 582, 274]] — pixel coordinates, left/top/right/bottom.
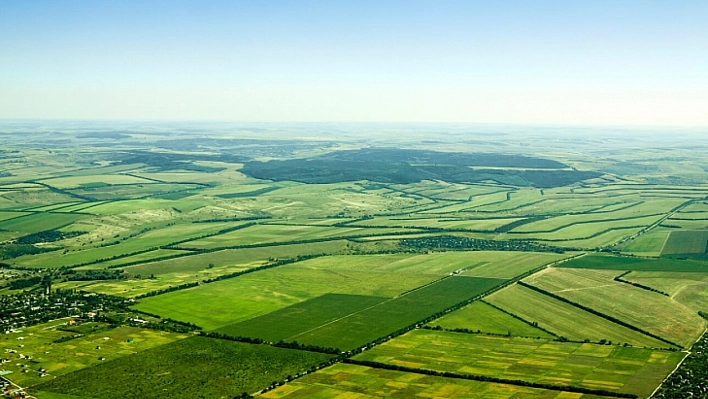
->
[[525, 268, 706, 347], [283, 276, 506, 350], [33, 337, 334, 398], [0, 212, 85, 235], [428, 300, 555, 338], [558, 253, 708, 272], [355, 329, 684, 398], [486, 284, 669, 348], [261, 362, 613, 399], [0, 321, 187, 387], [661, 230, 708, 255], [623, 271, 708, 313], [133, 254, 457, 330], [217, 294, 388, 342], [620, 228, 672, 256]]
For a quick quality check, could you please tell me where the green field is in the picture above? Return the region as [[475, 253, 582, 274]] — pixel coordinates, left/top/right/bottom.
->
[[661, 230, 708, 255], [0, 212, 85, 235], [0, 321, 187, 387], [428, 300, 555, 338], [622, 271, 708, 313], [355, 329, 684, 398], [525, 268, 706, 347], [261, 362, 613, 399], [217, 294, 388, 342], [33, 337, 334, 398], [486, 284, 669, 348], [620, 228, 672, 256], [558, 253, 708, 272], [283, 276, 506, 351]]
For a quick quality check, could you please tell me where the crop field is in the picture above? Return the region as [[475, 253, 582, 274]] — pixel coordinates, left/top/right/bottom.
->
[[174, 224, 415, 249], [558, 253, 708, 272], [0, 321, 187, 387], [428, 300, 555, 338], [260, 363, 613, 399], [502, 214, 664, 242], [37, 174, 154, 188], [133, 254, 466, 330], [0, 212, 85, 235], [350, 215, 523, 231], [524, 268, 706, 347], [620, 228, 672, 256], [486, 284, 669, 348], [33, 337, 334, 399], [660, 230, 708, 255], [217, 294, 388, 342], [622, 271, 708, 313], [282, 276, 506, 350], [355, 329, 685, 398]]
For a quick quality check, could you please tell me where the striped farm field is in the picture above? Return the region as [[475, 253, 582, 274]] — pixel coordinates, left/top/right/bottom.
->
[[486, 284, 669, 348], [558, 253, 708, 272], [660, 230, 708, 255], [428, 300, 554, 338], [355, 329, 685, 398], [524, 268, 706, 347], [260, 363, 614, 399]]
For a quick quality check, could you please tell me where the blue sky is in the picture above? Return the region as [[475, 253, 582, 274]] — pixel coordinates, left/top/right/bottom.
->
[[1, 0, 706, 125]]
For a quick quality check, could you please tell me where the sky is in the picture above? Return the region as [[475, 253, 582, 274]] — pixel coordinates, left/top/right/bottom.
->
[[1, 0, 707, 126]]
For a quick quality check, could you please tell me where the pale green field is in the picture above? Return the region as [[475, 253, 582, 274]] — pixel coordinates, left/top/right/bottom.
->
[[624, 271, 708, 313], [429, 300, 554, 338], [356, 329, 684, 398], [504, 214, 664, 241], [350, 216, 522, 231], [486, 284, 669, 348], [37, 174, 154, 189], [261, 363, 611, 399], [620, 227, 672, 256], [525, 267, 706, 347]]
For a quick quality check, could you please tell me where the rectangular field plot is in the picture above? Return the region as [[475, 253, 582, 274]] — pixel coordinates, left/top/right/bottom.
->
[[486, 284, 669, 348], [33, 337, 334, 399], [661, 230, 708, 255], [558, 253, 708, 272], [620, 227, 672, 257], [283, 276, 506, 351], [355, 330, 685, 398], [524, 268, 706, 347], [133, 253, 470, 330], [0, 212, 85, 234], [38, 174, 154, 189], [175, 224, 415, 249], [429, 300, 554, 338], [217, 294, 387, 342], [261, 363, 612, 399], [0, 322, 187, 387], [350, 216, 523, 231]]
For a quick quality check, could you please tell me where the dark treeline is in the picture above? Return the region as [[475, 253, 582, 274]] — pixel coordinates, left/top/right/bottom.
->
[[400, 235, 567, 253], [613, 271, 670, 296], [343, 359, 638, 398]]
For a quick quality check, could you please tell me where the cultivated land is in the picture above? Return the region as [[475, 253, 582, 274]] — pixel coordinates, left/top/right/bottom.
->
[[355, 329, 685, 398], [1, 124, 708, 398]]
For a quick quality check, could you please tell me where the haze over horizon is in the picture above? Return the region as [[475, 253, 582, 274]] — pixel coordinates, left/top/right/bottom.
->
[[1, 0, 707, 127]]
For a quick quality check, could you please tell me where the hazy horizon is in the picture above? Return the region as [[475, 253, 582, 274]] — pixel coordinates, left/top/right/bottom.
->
[[2, 1, 707, 126]]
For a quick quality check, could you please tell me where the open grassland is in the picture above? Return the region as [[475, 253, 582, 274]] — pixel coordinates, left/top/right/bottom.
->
[[217, 294, 388, 342], [660, 230, 708, 255], [0, 321, 186, 387], [75, 248, 184, 269], [419, 191, 511, 214], [486, 284, 669, 348], [428, 300, 555, 338], [175, 224, 415, 249], [558, 253, 708, 272], [623, 271, 708, 313], [525, 268, 706, 347], [355, 329, 684, 398], [281, 276, 506, 351], [33, 337, 333, 399], [133, 255, 454, 330], [261, 362, 613, 399], [462, 251, 570, 278], [69, 183, 203, 201]]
